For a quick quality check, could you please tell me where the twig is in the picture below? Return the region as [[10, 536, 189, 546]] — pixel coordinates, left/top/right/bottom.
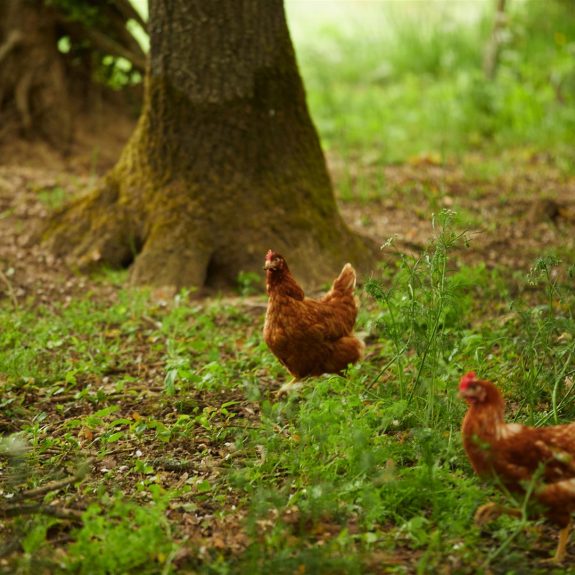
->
[[113, 0, 148, 32], [15, 69, 33, 132], [39, 393, 78, 403], [0, 503, 83, 521], [12, 463, 90, 502], [0, 538, 21, 559], [151, 458, 199, 473], [0, 30, 22, 66], [141, 314, 163, 329], [0, 269, 18, 308], [68, 22, 147, 71], [365, 348, 407, 392]]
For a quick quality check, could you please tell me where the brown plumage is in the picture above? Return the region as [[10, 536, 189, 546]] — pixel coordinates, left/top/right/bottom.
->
[[459, 371, 575, 563], [263, 250, 364, 381]]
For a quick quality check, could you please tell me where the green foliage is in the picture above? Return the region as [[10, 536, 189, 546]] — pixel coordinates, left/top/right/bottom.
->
[[66, 496, 177, 574], [236, 271, 262, 296], [46, 0, 100, 26], [2, 214, 575, 572], [289, 0, 575, 168], [45, 0, 144, 89], [36, 185, 68, 210], [366, 210, 471, 424], [227, 213, 574, 573]]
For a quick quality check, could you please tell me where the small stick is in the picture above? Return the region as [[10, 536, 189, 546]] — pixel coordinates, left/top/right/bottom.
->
[[0, 503, 83, 521], [0, 30, 22, 65], [11, 461, 91, 501], [0, 269, 18, 308]]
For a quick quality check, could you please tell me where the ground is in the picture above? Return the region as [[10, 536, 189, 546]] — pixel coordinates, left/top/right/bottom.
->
[[0, 134, 574, 574], [1, 145, 573, 306]]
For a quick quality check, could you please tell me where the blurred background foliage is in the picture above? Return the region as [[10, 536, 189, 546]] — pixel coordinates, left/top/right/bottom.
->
[[285, 0, 575, 168], [34, 0, 575, 169]]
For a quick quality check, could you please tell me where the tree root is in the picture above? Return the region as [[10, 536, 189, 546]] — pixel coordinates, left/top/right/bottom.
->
[[1, 460, 91, 525], [0, 30, 22, 65], [10, 462, 91, 502]]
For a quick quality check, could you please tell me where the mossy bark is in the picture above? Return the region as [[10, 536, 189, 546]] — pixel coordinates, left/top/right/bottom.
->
[[44, 0, 375, 290], [0, 1, 72, 149]]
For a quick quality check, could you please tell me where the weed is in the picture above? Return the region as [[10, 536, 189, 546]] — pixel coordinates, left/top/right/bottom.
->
[[3, 211, 575, 572], [65, 496, 178, 575], [237, 271, 261, 296], [366, 210, 471, 425]]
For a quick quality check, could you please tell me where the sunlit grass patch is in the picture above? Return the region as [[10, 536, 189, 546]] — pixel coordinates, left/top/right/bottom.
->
[[288, 0, 575, 172]]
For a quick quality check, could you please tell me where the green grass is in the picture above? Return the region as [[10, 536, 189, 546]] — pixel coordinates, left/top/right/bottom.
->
[[1, 214, 574, 573], [287, 0, 575, 171]]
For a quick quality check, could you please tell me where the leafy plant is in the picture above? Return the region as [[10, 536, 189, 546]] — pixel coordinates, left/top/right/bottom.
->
[[366, 210, 471, 425], [66, 496, 178, 575]]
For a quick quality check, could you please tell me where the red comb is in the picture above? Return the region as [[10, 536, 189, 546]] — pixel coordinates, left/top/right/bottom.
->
[[265, 250, 274, 260], [459, 372, 477, 390]]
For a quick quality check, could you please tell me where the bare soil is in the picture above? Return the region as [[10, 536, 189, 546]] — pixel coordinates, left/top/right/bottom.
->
[[1, 136, 574, 309]]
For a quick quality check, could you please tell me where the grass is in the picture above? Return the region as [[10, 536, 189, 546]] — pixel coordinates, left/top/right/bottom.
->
[[287, 0, 575, 171], [1, 212, 574, 573]]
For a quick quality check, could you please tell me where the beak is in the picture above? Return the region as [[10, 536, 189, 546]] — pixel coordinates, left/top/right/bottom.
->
[[458, 387, 483, 403], [264, 260, 275, 271]]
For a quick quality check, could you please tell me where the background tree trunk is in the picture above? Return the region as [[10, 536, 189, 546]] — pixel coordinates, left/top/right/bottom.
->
[[44, 0, 374, 290], [0, 0, 72, 150], [483, 0, 508, 80], [0, 0, 145, 154]]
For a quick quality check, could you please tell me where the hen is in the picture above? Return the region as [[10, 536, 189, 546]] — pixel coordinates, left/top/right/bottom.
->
[[459, 371, 575, 562], [263, 250, 363, 388]]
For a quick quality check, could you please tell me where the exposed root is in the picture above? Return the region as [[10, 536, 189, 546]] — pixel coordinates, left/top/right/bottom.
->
[[0, 30, 22, 65], [0, 503, 84, 522], [14, 70, 33, 132]]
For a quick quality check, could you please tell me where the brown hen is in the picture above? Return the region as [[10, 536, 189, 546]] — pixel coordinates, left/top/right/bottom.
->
[[263, 250, 363, 389], [459, 371, 575, 562]]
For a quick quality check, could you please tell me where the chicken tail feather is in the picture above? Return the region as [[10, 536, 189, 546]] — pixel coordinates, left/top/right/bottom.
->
[[331, 263, 356, 294]]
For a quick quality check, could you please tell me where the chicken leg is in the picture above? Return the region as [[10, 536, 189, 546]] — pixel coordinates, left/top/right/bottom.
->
[[475, 504, 571, 563], [474, 502, 522, 525], [548, 520, 572, 564], [276, 378, 304, 396]]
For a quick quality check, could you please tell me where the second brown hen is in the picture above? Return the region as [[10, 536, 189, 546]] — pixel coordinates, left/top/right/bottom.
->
[[263, 250, 364, 385], [459, 371, 575, 563]]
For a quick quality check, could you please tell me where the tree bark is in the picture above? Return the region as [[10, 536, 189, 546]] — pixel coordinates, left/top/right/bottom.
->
[[483, 0, 508, 80], [0, 0, 72, 149], [0, 0, 146, 151], [44, 0, 375, 290]]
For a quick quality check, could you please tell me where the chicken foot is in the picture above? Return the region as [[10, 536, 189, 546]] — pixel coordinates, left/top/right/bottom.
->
[[474, 502, 522, 525], [276, 378, 304, 396], [475, 504, 572, 563], [542, 520, 572, 564]]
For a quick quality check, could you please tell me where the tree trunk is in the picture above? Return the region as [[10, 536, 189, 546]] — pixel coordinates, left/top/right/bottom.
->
[[483, 0, 508, 80], [43, 0, 374, 290], [0, 0, 145, 153], [0, 0, 72, 149]]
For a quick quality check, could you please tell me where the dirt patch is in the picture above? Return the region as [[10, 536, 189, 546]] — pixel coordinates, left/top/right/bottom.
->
[[334, 155, 575, 274], [2, 149, 574, 311]]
